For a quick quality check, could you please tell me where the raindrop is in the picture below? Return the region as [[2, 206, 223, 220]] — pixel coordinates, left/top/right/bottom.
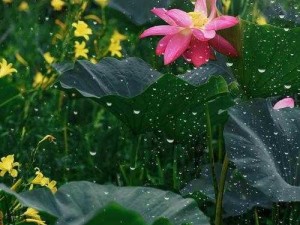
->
[[89, 151, 96, 156], [279, 15, 285, 19], [133, 110, 140, 114], [106, 102, 112, 106], [258, 68, 266, 73], [284, 85, 291, 89], [226, 62, 233, 67], [166, 139, 174, 143], [73, 111, 78, 115]]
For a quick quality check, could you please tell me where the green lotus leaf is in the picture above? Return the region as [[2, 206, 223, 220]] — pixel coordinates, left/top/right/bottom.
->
[[56, 58, 232, 143], [224, 99, 300, 202], [0, 181, 209, 225]]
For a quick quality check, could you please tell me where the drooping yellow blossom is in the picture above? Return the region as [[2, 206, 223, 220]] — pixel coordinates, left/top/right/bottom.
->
[[30, 169, 57, 193], [74, 41, 89, 59], [95, 0, 109, 8], [0, 155, 20, 178], [51, 0, 65, 11], [43, 52, 55, 64], [2, 0, 12, 3], [18, 1, 29, 11], [23, 208, 46, 225], [0, 59, 17, 78], [108, 30, 127, 57], [33, 72, 55, 89], [72, 21, 92, 40]]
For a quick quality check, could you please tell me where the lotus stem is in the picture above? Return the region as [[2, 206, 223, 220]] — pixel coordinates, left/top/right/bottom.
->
[[215, 155, 229, 225]]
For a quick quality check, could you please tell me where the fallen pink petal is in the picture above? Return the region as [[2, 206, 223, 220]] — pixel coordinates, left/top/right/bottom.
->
[[273, 97, 295, 110]]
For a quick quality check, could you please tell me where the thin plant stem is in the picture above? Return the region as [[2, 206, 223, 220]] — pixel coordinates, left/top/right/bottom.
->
[[254, 208, 260, 225], [205, 104, 218, 199], [215, 155, 229, 225], [173, 144, 179, 190]]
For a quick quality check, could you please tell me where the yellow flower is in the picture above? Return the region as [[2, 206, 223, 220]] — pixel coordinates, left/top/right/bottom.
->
[[51, 0, 65, 11], [33, 72, 54, 89], [47, 180, 58, 193], [0, 59, 17, 78], [23, 208, 46, 225], [95, 0, 109, 8], [74, 41, 89, 59], [31, 171, 49, 186], [30, 169, 58, 193], [108, 30, 127, 57], [111, 30, 127, 42], [108, 41, 123, 57], [18, 1, 29, 11], [72, 21, 92, 40], [0, 155, 20, 178], [43, 52, 55, 64]]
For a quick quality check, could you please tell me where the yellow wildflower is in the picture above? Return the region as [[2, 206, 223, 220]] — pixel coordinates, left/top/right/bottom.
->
[[72, 21, 92, 40], [33, 72, 54, 89], [30, 169, 58, 193], [0, 155, 20, 178], [18, 1, 29, 11], [23, 208, 46, 225], [0, 59, 17, 78], [111, 30, 127, 42], [74, 41, 89, 59], [47, 180, 58, 193], [108, 41, 123, 57], [108, 30, 127, 57], [43, 52, 55, 64], [95, 0, 109, 8], [51, 0, 65, 11]]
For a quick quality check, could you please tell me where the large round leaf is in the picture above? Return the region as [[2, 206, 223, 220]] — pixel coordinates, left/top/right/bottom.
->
[[56, 58, 232, 143], [0, 181, 209, 225], [224, 99, 300, 202], [229, 20, 300, 98], [181, 164, 271, 217]]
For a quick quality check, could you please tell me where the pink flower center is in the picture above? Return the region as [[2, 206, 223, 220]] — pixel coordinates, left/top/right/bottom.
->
[[188, 11, 208, 28]]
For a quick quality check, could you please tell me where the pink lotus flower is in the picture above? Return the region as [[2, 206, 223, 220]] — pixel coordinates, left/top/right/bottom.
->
[[140, 0, 239, 67], [273, 97, 295, 110]]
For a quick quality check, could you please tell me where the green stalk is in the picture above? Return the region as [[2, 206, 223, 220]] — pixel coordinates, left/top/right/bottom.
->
[[254, 208, 260, 225], [215, 155, 229, 225], [172, 144, 179, 190], [205, 104, 218, 199]]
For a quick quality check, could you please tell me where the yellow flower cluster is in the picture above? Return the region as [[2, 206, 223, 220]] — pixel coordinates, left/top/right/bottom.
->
[[72, 21, 92, 59], [43, 52, 55, 65], [0, 58, 17, 78], [0, 155, 19, 177], [30, 169, 58, 193], [33, 72, 55, 89], [51, 0, 65, 11], [108, 30, 127, 57], [23, 208, 46, 225]]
